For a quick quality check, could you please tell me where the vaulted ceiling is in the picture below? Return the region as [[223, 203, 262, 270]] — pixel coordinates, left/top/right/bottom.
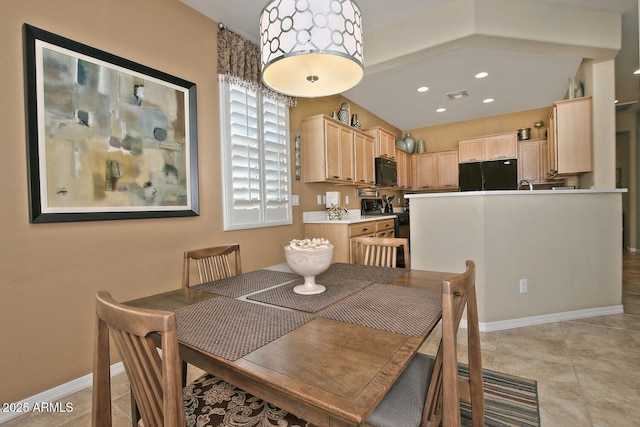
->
[[180, 0, 638, 130]]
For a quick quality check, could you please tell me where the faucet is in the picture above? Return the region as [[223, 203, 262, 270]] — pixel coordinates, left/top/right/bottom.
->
[[518, 179, 533, 191]]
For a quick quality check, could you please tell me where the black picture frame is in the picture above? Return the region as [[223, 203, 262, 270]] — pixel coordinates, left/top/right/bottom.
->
[[23, 24, 199, 223]]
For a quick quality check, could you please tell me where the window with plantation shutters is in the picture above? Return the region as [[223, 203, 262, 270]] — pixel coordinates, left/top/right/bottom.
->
[[219, 76, 292, 230]]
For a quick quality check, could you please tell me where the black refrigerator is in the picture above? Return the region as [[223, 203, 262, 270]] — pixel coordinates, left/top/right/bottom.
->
[[459, 159, 518, 191]]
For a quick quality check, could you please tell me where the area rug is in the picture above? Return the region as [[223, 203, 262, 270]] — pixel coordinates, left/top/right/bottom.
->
[[458, 364, 541, 427]]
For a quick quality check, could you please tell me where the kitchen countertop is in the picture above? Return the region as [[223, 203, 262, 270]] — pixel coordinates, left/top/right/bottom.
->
[[405, 189, 627, 199], [303, 209, 399, 224]]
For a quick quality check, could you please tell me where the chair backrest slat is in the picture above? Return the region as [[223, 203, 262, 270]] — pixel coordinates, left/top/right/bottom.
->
[[183, 244, 242, 287], [421, 260, 484, 427], [92, 291, 185, 427], [352, 237, 410, 269]]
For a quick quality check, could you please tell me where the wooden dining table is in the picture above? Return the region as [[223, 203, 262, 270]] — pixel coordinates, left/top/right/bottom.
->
[[125, 263, 457, 427]]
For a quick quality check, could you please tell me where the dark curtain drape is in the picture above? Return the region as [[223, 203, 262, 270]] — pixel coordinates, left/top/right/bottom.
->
[[217, 27, 296, 107]]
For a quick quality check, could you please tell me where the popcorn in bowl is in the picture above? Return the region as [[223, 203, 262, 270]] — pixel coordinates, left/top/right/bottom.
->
[[286, 238, 332, 250], [284, 238, 333, 295]]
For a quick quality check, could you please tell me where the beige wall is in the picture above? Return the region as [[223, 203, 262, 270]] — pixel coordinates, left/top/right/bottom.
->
[[404, 107, 551, 153]]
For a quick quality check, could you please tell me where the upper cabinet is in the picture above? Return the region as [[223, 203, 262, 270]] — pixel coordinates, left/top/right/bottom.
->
[[518, 139, 549, 183], [395, 148, 411, 189], [302, 114, 371, 184], [411, 149, 459, 190], [364, 126, 396, 160], [354, 132, 375, 185], [458, 132, 517, 163], [547, 97, 592, 177], [303, 115, 352, 183], [458, 137, 486, 163]]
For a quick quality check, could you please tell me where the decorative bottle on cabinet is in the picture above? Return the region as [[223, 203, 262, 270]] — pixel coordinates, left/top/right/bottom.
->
[[404, 133, 415, 153]]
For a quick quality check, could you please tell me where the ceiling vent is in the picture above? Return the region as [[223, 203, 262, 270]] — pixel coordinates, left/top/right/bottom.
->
[[446, 90, 469, 100]]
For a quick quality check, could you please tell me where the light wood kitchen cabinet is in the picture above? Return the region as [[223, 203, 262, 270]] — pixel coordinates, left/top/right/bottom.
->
[[518, 138, 549, 183], [339, 126, 354, 182], [303, 114, 356, 183], [436, 150, 459, 189], [411, 149, 459, 190], [548, 97, 592, 177], [487, 132, 518, 160], [374, 218, 395, 237], [458, 137, 486, 163], [395, 148, 411, 189], [458, 132, 517, 163], [350, 219, 395, 262], [364, 126, 396, 160], [412, 153, 437, 190], [304, 218, 395, 263], [354, 132, 375, 185]]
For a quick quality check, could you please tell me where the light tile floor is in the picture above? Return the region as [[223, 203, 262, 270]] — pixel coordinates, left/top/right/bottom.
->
[[4, 252, 640, 426]]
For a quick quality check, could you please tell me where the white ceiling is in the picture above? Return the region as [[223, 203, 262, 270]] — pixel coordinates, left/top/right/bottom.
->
[[180, 0, 639, 130]]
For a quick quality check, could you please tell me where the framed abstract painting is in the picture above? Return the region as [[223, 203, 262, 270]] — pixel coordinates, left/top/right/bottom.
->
[[23, 24, 199, 223]]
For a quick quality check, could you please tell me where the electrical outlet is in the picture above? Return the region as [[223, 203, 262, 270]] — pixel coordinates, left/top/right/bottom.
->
[[317, 195, 323, 205], [519, 279, 528, 294], [291, 195, 299, 206], [345, 195, 349, 204]]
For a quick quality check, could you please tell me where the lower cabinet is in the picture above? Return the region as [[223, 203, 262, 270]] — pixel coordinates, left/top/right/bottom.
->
[[304, 218, 395, 263]]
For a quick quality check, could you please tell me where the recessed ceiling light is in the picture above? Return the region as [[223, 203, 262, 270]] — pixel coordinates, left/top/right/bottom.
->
[[417, 86, 429, 93], [483, 98, 494, 103], [436, 107, 446, 113], [475, 72, 489, 79]]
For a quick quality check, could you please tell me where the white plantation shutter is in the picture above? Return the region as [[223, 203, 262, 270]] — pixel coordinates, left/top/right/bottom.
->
[[220, 76, 292, 230]]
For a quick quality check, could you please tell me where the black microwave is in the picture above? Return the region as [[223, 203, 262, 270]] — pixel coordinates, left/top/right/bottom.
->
[[375, 157, 397, 187]]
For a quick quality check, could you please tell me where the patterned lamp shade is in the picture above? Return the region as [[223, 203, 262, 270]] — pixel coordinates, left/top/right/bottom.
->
[[260, 0, 364, 97]]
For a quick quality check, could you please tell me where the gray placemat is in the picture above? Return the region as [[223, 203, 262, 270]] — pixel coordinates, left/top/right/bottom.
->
[[317, 263, 408, 284], [247, 277, 373, 313], [191, 269, 300, 298], [175, 297, 313, 361], [317, 284, 441, 337]]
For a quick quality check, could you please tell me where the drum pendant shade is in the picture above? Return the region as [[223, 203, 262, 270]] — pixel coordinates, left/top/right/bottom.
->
[[260, 0, 364, 97]]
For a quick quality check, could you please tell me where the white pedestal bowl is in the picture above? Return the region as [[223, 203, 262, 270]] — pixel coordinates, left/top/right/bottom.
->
[[284, 245, 333, 295]]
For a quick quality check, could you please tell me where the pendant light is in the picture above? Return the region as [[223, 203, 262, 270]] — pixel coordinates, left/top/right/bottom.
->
[[259, 0, 364, 98]]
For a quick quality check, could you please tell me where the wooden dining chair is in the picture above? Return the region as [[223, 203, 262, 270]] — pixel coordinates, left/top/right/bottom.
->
[[182, 244, 242, 287], [352, 236, 410, 269], [92, 291, 309, 427], [366, 260, 484, 427]]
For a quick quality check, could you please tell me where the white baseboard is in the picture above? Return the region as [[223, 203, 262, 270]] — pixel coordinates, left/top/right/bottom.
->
[[464, 304, 624, 332], [0, 363, 125, 424]]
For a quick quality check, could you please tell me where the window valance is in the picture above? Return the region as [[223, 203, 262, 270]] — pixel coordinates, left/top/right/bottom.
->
[[217, 26, 296, 107]]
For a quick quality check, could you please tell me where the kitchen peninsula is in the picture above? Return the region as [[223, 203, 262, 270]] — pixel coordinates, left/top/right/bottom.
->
[[406, 189, 625, 330]]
